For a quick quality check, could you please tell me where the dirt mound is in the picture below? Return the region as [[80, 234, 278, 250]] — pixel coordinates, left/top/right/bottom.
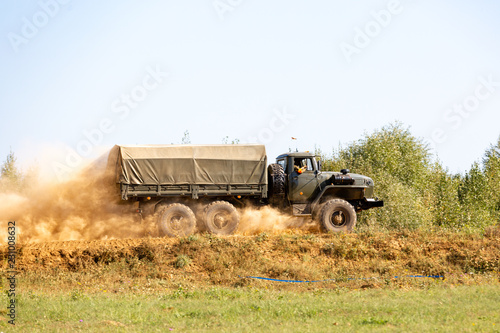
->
[[3, 231, 499, 288]]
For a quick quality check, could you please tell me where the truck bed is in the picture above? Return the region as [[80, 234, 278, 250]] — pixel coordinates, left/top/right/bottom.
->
[[106, 144, 268, 200]]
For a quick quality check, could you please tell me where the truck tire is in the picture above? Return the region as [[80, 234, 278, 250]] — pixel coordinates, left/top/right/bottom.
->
[[268, 163, 285, 198], [157, 203, 196, 237], [319, 199, 357, 232], [203, 201, 240, 235]]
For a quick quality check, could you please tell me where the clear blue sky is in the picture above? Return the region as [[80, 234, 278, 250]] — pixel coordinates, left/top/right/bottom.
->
[[1, 0, 500, 179]]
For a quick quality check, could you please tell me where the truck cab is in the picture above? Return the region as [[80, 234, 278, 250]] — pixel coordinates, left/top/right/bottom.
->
[[276, 152, 319, 203], [268, 152, 383, 231]]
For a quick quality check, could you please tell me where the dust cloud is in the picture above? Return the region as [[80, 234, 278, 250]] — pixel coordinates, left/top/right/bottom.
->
[[238, 205, 317, 235], [0, 167, 149, 244]]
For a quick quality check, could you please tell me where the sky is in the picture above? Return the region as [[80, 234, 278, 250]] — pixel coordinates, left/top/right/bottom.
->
[[1, 0, 500, 179]]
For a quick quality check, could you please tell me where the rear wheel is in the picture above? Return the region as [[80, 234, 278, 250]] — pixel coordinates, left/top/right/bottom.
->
[[203, 201, 240, 235], [319, 199, 357, 232], [157, 203, 196, 237]]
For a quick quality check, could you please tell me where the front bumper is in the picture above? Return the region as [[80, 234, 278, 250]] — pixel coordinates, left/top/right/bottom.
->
[[360, 198, 384, 210]]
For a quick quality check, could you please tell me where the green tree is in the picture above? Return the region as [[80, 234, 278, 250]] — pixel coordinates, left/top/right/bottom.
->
[[336, 122, 432, 190], [430, 166, 462, 228], [483, 136, 500, 218], [0, 149, 23, 191], [457, 162, 496, 230], [320, 123, 435, 230]]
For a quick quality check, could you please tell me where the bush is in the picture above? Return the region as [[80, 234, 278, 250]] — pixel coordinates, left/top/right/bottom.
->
[[173, 255, 191, 269]]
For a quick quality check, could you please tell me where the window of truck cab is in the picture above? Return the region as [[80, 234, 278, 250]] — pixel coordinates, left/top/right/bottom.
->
[[294, 157, 315, 171], [305, 158, 315, 171], [277, 159, 286, 171]]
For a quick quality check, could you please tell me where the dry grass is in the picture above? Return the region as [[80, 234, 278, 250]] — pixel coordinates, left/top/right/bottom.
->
[[2, 230, 498, 293]]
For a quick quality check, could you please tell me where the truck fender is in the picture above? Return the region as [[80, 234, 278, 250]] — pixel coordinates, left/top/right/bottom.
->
[[310, 185, 365, 213], [310, 185, 336, 214]]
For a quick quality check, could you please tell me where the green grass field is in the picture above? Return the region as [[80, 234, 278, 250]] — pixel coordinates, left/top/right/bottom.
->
[[3, 283, 499, 332]]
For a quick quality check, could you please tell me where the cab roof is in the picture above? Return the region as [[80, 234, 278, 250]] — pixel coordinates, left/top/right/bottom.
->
[[276, 151, 316, 159]]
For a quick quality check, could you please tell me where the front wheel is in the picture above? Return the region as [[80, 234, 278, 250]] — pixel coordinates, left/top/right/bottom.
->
[[157, 203, 196, 237], [319, 199, 357, 232]]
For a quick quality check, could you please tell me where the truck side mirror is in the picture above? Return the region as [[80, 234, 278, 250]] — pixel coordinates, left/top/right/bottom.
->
[[317, 159, 322, 171]]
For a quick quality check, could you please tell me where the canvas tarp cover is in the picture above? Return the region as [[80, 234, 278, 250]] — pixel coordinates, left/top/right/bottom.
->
[[107, 144, 267, 186]]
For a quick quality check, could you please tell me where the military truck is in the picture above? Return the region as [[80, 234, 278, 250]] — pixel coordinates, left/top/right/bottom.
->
[[106, 144, 383, 236]]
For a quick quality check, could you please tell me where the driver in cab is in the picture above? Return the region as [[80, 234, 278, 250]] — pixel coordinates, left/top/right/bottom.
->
[[293, 158, 308, 174]]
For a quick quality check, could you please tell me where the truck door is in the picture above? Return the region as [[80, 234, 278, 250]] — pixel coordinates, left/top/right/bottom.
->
[[289, 157, 319, 203]]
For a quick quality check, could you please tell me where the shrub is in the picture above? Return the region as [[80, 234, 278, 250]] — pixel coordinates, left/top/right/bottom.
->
[[173, 255, 191, 269]]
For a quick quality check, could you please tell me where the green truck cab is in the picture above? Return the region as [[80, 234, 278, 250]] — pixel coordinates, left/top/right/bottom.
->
[[107, 144, 383, 237], [268, 152, 383, 232]]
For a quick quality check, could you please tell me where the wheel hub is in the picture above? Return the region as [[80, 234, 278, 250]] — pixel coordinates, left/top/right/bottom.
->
[[331, 211, 346, 226], [214, 213, 229, 229], [170, 215, 184, 230]]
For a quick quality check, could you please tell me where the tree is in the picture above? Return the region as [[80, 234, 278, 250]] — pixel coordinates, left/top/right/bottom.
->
[[335, 122, 432, 189], [0, 149, 22, 191], [483, 136, 500, 217], [181, 130, 191, 144], [222, 136, 240, 144], [319, 123, 435, 230]]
